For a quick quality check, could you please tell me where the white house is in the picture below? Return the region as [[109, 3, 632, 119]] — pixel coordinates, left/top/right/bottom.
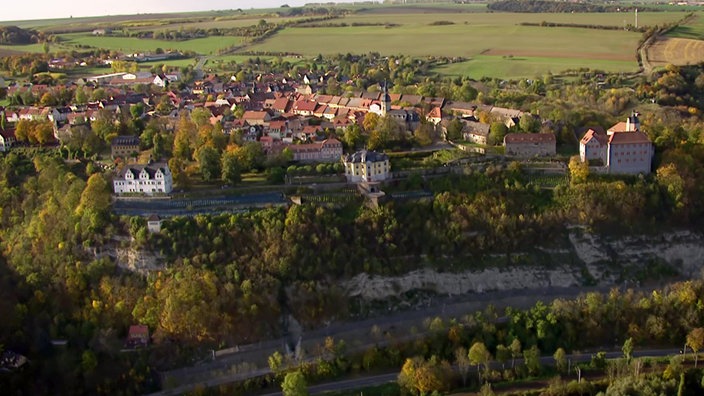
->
[[579, 113, 653, 175], [342, 150, 390, 183], [0, 129, 16, 152], [113, 162, 173, 195]]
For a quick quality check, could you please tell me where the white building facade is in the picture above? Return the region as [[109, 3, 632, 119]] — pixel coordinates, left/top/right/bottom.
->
[[343, 150, 390, 183], [113, 162, 173, 195]]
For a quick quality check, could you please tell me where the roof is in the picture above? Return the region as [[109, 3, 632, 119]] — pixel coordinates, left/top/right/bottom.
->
[[118, 162, 169, 179], [344, 150, 388, 163], [463, 120, 489, 136], [128, 324, 149, 338], [147, 214, 160, 222], [608, 122, 629, 133], [608, 131, 651, 145], [293, 100, 317, 112], [580, 129, 608, 146], [504, 133, 555, 144], [242, 111, 270, 120], [112, 135, 140, 146], [427, 107, 442, 119]]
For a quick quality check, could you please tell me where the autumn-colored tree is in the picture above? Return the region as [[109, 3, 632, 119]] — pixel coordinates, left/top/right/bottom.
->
[[281, 370, 308, 396], [398, 356, 451, 396], [569, 155, 589, 185], [469, 341, 492, 381], [687, 327, 704, 368]]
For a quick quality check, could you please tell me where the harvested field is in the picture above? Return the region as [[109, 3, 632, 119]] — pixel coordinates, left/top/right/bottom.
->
[[647, 37, 704, 67]]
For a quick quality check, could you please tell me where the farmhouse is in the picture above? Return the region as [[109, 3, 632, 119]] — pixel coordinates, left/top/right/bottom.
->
[[462, 120, 490, 145], [113, 162, 173, 195], [503, 133, 556, 157], [343, 150, 391, 183]]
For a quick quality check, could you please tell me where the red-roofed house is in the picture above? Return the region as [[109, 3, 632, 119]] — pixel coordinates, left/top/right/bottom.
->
[[293, 100, 317, 116], [579, 128, 609, 164], [125, 325, 150, 348], [427, 107, 442, 125], [579, 113, 653, 174], [242, 111, 271, 126]]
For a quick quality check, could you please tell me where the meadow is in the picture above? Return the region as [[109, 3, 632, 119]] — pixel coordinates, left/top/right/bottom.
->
[[59, 33, 243, 54]]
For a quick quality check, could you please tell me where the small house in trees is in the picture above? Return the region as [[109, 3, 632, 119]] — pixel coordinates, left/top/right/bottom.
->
[[125, 325, 150, 349], [147, 214, 162, 233], [0, 128, 16, 152], [111, 135, 140, 160], [503, 133, 556, 157]]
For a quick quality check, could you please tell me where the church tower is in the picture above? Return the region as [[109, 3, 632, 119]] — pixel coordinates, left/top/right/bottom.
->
[[382, 81, 391, 116]]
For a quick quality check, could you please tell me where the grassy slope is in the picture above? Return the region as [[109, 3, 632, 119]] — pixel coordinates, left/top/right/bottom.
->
[[667, 12, 704, 39], [58, 33, 243, 54]]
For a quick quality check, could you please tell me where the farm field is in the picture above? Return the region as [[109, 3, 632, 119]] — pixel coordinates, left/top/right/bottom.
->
[[648, 13, 704, 67], [339, 10, 687, 28], [247, 24, 641, 59], [58, 33, 243, 54]]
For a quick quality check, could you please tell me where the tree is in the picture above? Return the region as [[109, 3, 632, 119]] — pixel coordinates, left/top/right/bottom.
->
[[398, 356, 451, 396], [553, 347, 567, 373], [568, 155, 589, 185], [414, 121, 436, 147], [510, 338, 522, 369], [523, 345, 541, 375], [622, 337, 634, 364], [446, 118, 464, 141], [196, 146, 220, 181], [488, 122, 508, 146], [519, 113, 540, 133], [76, 173, 111, 233], [34, 121, 54, 146], [469, 341, 492, 381], [496, 344, 511, 369], [281, 370, 308, 396], [234, 142, 265, 171], [363, 112, 380, 132], [687, 327, 704, 368], [455, 346, 471, 386], [221, 151, 241, 185]]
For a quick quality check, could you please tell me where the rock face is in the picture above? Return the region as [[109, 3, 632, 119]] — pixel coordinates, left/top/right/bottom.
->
[[346, 266, 581, 301], [114, 247, 165, 274], [346, 230, 704, 301]]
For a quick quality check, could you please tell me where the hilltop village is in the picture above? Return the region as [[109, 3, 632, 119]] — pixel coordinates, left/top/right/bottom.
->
[[0, 67, 654, 195]]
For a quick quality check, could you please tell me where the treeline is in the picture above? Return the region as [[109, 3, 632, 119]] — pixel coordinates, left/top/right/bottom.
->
[[520, 21, 647, 32], [488, 0, 623, 13], [0, 26, 43, 45]]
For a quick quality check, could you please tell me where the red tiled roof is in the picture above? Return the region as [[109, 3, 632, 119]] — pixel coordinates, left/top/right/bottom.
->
[[608, 131, 651, 145]]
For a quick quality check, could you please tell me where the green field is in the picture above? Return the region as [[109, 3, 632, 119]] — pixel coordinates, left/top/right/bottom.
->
[[59, 33, 243, 54], [667, 13, 704, 39], [436, 55, 636, 79], [246, 23, 641, 59]]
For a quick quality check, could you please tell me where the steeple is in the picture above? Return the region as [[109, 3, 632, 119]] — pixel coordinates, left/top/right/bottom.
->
[[382, 80, 391, 116]]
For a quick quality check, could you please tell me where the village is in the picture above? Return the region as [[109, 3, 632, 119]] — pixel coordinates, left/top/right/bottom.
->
[[0, 65, 654, 198]]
